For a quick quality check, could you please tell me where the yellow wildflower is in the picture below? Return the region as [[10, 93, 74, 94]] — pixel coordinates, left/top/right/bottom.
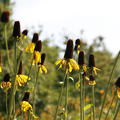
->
[[1, 73, 11, 91], [88, 75, 96, 85], [16, 75, 30, 86], [25, 33, 38, 53], [88, 54, 100, 75], [32, 40, 42, 65], [74, 39, 81, 54], [55, 40, 79, 73], [115, 77, 120, 98]]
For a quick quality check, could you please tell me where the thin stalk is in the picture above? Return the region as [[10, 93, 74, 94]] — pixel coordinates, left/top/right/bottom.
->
[[5, 91, 8, 117], [54, 73, 67, 120], [65, 73, 68, 120], [33, 65, 39, 113], [113, 97, 119, 113], [104, 93, 115, 120], [8, 40, 17, 120], [79, 71, 83, 120], [99, 51, 120, 120], [92, 86, 95, 120], [113, 100, 120, 120], [82, 75, 85, 120], [4, 24, 11, 72]]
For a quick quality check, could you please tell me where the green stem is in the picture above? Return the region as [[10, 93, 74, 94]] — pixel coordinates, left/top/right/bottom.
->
[[92, 86, 95, 120], [6, 91, 8, 117], [79, 72, 83, 120], [8, 40, 17, 120], [33, 66, 39, 113], [65, 73, 68, 120], [82, 75, 85, 120], [104, 94, 115, 120], [113, 100, 120, 120], [54, 73, 67, 120], [99, 51, 120, 120], [4, 24, 11, 72]]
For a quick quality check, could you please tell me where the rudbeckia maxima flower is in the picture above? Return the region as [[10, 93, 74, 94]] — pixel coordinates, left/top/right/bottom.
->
[[55, 40, 79, 73]]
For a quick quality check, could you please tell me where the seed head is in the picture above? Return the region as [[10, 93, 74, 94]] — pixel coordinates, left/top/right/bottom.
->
[[3, 73, 10, 82], [13, 21, 21, 38], [34, 40, 42, 52], [74, 39, 81, 51], [89, 54, 95, 67], [64, 40, 73, 59], [22, 92, 30, 101], [18, 61, 22, 74], [32, 33, 39, 43], [41, 53, 46, 65], [78, 51, 84, 65], [22, 29, 28, 36], [1, 11, 10, 23], [115, 77, 120, 87]]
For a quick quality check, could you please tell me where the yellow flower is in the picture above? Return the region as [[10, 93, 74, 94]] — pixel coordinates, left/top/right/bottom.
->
[[88, 75, 96, 86], [0, 65, 2, 72], [88, 54, 100, 75], [56, 40, 79, 73], [74, 39, 81, 54], [38, 53, 47, 74], [39, 65, 47, 74], [16, 75, 30, 86], [1, 73, 11, 91], [25, 33, 38, 53], [32, 51, 41, 65], [1, 81, 11, 90], [21, 101, 32, 112], [55, 58, 79, 73], [115, 77, 120, 98]]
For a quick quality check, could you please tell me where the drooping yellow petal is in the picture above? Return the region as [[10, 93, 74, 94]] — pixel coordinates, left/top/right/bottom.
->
[[32, 51, 41, 65], [16, 75, 30, 86], [55, 59, 63, 65], [70, 59, 79, 70], [41, 65, 47, 74], [1, 81, 11, 91], [25, 43, 35, 53], [93, 67, 101, 75], [21, 101, 32, 112]]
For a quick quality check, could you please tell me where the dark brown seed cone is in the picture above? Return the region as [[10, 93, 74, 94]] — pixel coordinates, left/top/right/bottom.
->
[[88, 54, 95, 67], [74, 39, 81, 51], [13, 21, 21, 38], [89, 75, 95, 81], [115, 77, 120, 87], [22, 92, 30, 101], [34, 40, 42, 52], [32, 33, 39, 43], [64, 40, 73, 59], [22, 30, 28, 36], [41, 53, 46, 65], [3, 73, 10, 82], [75, 39, 81, 45], [18, 61, 22, 74], [1, 11, 10, 23], [78, 51, 84, 65]]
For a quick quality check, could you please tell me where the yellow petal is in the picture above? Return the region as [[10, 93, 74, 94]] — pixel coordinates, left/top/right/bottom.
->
[[55, 59, 63, 65], [25, 43, 35, 53], [117, 88, 120, 98]]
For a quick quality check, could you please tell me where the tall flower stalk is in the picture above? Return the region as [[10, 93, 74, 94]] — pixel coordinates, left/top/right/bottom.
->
[[55, 40, 79, 120]]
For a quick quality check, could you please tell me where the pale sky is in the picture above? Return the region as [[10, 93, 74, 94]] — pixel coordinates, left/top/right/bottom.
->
[[12, 0, 120, 55]]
